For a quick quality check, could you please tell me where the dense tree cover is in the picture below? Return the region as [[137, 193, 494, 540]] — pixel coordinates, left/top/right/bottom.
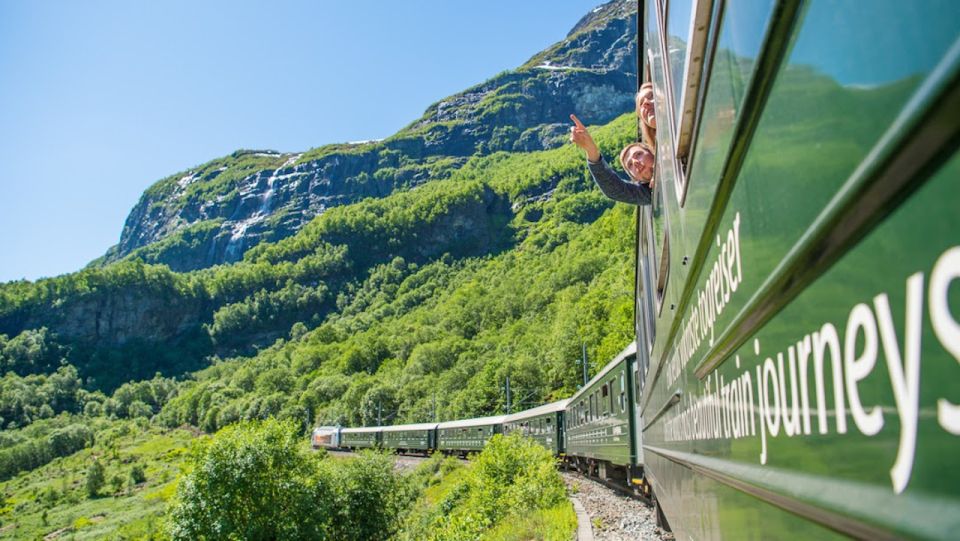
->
[[160, 201, 635, 432], [0, 422, 93, 481], [208, 283, 329, 347], [167, 419, 414, 541], [101, 373, 179, 419], [0, 328, 68, 375], [0, 365, 85, 429]]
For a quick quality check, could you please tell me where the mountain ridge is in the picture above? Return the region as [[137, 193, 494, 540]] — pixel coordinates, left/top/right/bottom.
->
[[101, 0, 638, 272]]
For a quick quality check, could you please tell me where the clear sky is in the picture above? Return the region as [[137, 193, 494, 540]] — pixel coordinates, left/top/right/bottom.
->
[[0, 0, 601, 283]]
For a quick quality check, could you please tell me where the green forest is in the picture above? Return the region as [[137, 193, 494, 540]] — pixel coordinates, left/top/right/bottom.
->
[[0, 111, 639, 537]]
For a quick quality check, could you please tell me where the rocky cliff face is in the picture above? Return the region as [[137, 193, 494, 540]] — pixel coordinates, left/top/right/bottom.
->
[[104, 0, 638, 272]]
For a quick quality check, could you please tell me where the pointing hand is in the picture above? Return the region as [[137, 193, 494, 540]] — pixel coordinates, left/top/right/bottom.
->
[[569, 114, 600, 162]]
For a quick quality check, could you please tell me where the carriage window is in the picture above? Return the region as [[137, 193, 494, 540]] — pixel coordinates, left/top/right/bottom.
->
[[601, 384, 609, 416], [666, 0, 693, 125], [642, 187, 671, 314], [609, 379, 616, 413], [664, 0, 716, 204]]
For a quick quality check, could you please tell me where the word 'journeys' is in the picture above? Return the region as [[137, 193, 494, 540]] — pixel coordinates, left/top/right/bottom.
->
[[663, 246, 960, 494], [665, 212, 743, 388]]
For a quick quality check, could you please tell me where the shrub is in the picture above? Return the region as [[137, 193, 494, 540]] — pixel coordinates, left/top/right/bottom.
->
[[85, 459, 105, 498], [166, 419, 415, 541], [325, 451, 413, 541], [405, 433, 569, 541], [166, 419, 332, 540], [129, 463, 147, 486]]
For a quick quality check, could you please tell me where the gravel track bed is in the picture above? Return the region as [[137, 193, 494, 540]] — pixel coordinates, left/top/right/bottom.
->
[[563, 472, 672, 541]]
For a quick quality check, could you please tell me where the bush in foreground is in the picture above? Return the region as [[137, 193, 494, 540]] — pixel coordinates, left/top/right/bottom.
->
[[402, 432, 572, 541], [166, 418, 411, 541]]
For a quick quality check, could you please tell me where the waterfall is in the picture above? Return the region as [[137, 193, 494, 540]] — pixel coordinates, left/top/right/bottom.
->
[[223, 154, 301, 261]]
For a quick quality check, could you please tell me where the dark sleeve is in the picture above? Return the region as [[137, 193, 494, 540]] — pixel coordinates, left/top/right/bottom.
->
[[587, 156, 652, 206]]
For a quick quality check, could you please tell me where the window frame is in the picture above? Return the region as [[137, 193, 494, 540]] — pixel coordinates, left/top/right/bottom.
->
[[654, 0, 717, 207]]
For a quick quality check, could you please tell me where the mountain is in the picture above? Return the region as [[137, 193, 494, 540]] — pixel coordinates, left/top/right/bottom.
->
[[99, 0, 639, 272], [0, 0, 639, 392]]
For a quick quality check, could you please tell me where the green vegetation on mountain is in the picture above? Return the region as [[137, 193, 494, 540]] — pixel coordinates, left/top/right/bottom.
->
[[0, 420, 194, 540]]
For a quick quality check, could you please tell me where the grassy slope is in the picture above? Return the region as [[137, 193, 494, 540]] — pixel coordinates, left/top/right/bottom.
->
[[0, 419, 196, 540]]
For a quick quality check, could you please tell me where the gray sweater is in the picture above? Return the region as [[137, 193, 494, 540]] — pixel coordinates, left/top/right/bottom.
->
[[587, 156, 652, 205]]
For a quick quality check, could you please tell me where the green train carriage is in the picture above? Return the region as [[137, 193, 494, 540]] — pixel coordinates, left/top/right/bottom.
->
[[634, 0, 960, 538], [340, 426, 380, 450], [564, 343, 640, 485], [436, 415, 506, 455], [503, 399, 569, 455], [379, 423, 438, 454]]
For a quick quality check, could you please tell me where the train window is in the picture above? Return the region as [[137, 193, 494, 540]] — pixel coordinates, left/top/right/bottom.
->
[[665, 1, 693, 125], [663, 0, 716, 205], [642, 185, 671, 314], [636, 206, 658, 355], [601, 384, 609, 416], [609, 379, 616, 413]]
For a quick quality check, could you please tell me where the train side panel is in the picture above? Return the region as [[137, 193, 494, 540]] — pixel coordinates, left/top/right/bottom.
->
[[340, 428, 381, 449], [437, 416, 506, 453], [638, 0, 960, 538], [503, 400, 568, 455], [380, 424, 438, 452]]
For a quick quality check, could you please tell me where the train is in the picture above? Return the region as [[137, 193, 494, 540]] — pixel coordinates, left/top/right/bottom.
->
[[312, 344, 651, 497], [315, 0, 960, 538]]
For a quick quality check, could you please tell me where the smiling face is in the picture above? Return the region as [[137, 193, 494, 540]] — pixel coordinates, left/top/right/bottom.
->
[[636, 86, 657, 129], [620, 143, 655, 183]]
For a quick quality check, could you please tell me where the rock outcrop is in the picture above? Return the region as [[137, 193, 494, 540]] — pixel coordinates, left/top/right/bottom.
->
[[103, 0, 638, 271]]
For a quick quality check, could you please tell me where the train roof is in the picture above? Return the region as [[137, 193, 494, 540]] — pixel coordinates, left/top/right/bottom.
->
[[568, 341, 637, 403], [380, 422, 439, 432], [340, 426, 382, 434], [312, 426, 339, 433], [437, 415, 507, 429], [503, 399, 570, 424]]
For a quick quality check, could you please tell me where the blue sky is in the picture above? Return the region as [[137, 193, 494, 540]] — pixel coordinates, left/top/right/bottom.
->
[[0, 0, 600, 283]]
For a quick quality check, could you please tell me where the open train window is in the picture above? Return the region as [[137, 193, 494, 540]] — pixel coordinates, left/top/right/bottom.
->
[[653, 0, 716, 206]]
